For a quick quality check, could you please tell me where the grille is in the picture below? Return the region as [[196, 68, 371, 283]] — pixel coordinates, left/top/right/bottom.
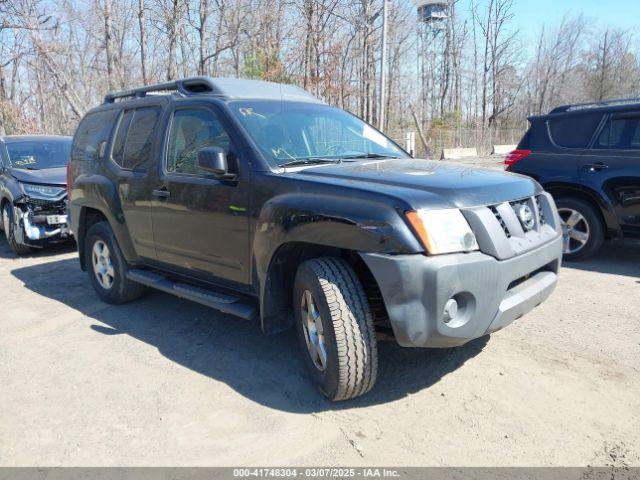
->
[[27, 197, 67, 212], [490, 205, 511, 238], [535, 196, 546, 225]]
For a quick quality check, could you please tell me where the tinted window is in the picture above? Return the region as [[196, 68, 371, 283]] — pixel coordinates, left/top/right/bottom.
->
[[166, 109, 231, 175], [595, 115, 640, 150], [122, 108, 160, 170], [71, 110, 118, 162], [5, 139, 71, 170], [112, 107, 160, 171], [112, 110, 134, 167], [548, 113, 603, 149]]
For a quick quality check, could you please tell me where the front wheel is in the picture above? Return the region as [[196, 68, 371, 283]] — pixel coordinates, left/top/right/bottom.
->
[[293, 257, 378, 401], [2, 203, 32, 255], [556, 197, 604, 261]]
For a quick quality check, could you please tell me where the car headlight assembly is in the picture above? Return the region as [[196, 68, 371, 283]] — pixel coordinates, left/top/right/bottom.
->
[[406, 208, 479, 255], [21, 183, 66, 200]]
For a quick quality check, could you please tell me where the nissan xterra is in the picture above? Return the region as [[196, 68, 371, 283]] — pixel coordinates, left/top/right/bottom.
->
[[68, 77, 563, 400]]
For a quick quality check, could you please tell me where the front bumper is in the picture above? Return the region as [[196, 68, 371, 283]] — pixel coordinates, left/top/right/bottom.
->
[[361, 234, 563, 348], [12, 199, 72, 246]]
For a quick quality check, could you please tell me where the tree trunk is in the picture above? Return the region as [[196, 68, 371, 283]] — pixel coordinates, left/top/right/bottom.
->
[[138, 0, 148, 84], [103, 0, 115, 91]]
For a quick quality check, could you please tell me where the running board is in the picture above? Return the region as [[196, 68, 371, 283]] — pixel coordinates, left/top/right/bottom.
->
[[127, 269, 257, 321]]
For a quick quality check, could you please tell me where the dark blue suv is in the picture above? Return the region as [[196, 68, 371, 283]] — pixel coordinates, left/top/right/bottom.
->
[[507, 99, 640, 260]]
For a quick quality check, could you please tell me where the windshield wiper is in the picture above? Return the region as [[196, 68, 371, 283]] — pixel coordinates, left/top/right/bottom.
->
[[278, 158, 344, 168], [339, 153, 400, 160]]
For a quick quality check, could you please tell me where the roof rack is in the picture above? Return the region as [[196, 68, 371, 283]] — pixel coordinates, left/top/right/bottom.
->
[[550, 97, 640, 114], [103, 77, 217, 103], [103, 76, 323, 104]]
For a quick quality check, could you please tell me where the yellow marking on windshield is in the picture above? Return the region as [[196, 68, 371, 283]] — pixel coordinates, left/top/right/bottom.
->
[[238, 107, 266, 119], [14, 157, 37, 166]]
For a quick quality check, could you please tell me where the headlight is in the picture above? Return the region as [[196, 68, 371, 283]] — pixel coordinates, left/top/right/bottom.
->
[[21, 183, 66, 199], [405, 208, 478, 255]]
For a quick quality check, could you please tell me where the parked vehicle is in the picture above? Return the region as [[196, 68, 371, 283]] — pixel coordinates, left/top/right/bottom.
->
[[0, 135, 73, 255], [507, 98, 640, 260], [68, 77, 563, 400]]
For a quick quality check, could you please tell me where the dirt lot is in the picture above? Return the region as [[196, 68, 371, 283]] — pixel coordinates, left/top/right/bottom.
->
[[0, 233, 639, 466]]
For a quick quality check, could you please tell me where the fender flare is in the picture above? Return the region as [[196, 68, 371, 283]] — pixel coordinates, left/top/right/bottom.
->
[[70, 173, 138, 267], [252, 192, 422, 333]]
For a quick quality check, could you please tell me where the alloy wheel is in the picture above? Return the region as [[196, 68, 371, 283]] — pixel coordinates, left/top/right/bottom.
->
[[92, 240, 115, 290], [300, 290, 327, 371], [558, 207, 590, 255]]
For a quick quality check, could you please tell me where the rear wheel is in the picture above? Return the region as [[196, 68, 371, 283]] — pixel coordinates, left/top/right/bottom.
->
[[85, 221, 146, 304], [556, 197, 604, 261], [293, 257, 378, 401], [2, 202, 32, 255]]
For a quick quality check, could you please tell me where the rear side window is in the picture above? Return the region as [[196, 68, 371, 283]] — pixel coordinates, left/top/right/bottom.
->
[[71, 110, 118, 162], [112, 111, 134, 166], [111, 107, 161, 171], [548, 113, 603, 149], [595, 114, 640, 150]]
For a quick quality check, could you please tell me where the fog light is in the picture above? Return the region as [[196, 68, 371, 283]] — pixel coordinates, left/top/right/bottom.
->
[[443, 298, 458, 323], [442, 292, 476, 328]]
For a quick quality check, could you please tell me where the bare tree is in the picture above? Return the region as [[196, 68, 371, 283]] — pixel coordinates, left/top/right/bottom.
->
[[0, 0, 638, 158]]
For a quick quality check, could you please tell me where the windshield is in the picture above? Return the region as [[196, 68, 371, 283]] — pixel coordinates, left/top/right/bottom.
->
[[229, 101, 408, 167], [5, 139, 71, 170]]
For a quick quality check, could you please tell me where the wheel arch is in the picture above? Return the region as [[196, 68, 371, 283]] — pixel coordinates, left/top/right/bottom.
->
[[0, 195, 10, 212], [260, 241, 389, 336], [75, 206, 109, 270], [543, 182, 616, 235]]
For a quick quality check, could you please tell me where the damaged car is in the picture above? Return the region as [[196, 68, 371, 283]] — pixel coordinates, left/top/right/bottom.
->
[[68, 77, 563, 401], [0, 135, 73, 255]]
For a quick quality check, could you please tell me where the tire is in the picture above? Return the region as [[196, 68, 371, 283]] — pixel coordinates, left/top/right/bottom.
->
[[556, 197, 604, 261], [2, 202, 33, 255], [293, 257, 378, 401], [84, 221, 146, 304]]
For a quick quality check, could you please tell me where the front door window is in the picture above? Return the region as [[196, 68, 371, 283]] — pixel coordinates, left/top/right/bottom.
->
[[166, 109, 231, 175]]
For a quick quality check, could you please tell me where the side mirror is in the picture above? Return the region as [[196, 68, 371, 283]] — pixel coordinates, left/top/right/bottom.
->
[[198, 146, 230, 177]]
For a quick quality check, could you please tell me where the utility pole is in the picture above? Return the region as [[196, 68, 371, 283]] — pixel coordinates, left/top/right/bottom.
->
[[378, 0, 389, 131]]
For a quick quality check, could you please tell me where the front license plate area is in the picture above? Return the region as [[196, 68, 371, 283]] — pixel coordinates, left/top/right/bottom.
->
[[47, 215, 68, 225]]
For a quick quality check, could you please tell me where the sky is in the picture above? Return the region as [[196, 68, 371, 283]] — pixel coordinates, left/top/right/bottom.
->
[[509, 0, 640, 35], [446, 0, 640, 56]]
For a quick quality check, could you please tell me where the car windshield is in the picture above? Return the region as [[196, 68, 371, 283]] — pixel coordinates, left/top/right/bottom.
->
[[229, 100, 408, 167], [5, 139, 71, 170]]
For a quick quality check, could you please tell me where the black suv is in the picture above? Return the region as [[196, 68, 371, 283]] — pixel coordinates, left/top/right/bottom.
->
[[507, 99, 640, 260], [68, 77, 563, 400], [0, 135, 73, 254]]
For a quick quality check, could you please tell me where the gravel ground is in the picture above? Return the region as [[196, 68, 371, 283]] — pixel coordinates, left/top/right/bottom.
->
[[0, 186, 639, 466]]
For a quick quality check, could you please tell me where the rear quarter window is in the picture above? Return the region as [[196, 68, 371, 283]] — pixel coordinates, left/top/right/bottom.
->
[[111, 107, 161, 171], [71, 109, 118, 162], [547, 113, 603, 149]]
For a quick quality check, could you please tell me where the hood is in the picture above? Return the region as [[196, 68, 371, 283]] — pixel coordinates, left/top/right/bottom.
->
[[8, 167, 67, 187], [293, 159, 541, 210]]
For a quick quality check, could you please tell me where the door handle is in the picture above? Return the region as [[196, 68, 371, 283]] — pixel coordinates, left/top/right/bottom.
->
[[152, 187, 170, 199], [585, 162, 609, 171]]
